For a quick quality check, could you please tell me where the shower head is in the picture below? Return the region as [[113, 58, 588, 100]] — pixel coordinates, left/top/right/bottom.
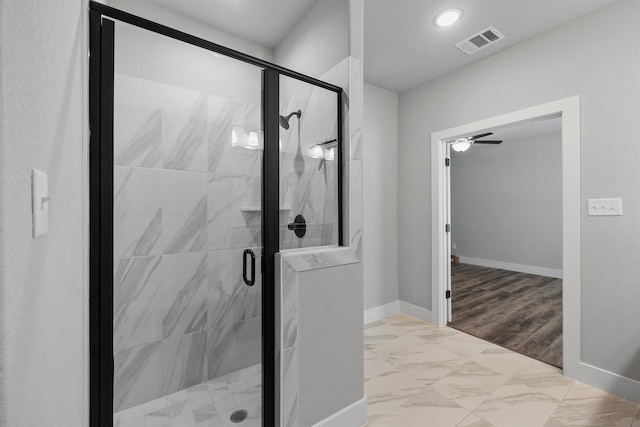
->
[[279, 110, 302, 130]]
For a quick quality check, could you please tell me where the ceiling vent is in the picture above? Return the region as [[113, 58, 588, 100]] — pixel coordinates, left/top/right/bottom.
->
[[455, 26, 505, 55]]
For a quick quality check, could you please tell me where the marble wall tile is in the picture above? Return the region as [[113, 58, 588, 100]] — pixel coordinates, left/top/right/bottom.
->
[[348, 159, 363, 259], [114, 166, 162, 259], [163, 331, 208, 395], [279, 86, 312, 177], [232, 226, 262, 252], [207, 249, 236, 331], [208, 96, 261, 176], [207, 322, 244, 380], [233, 146, 263, 178], [235, 317, 262, 369], [162, 85, 208, 171], [207, 96, 236, 175], [281, 247, 359, 272], [114, 255, 163, 351], [114, 74, 162, 168], [281, 261, 298, 350], [114, 341, 163, 412], [299, 88, 321, 154], [207, 173, 234, 250], [232, 175, 262, 225], [348, 57, 363, 161], [320, 58, 350, 91], [280, 163, 339, 250], [163, 252, 208, 339], [231, 175, 262, 249], [278, 81, 341, 252], [208, 172, 262, 250], [281, 346, 299, 427], [319, 86, 339, 149], [162, 170, 207, 254], [320, 163, 339, 246]]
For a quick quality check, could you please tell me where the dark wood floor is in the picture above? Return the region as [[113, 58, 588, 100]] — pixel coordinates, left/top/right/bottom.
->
[[448, 263, 562, 368]]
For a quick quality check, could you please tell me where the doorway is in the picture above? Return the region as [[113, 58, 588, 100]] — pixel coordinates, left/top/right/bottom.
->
[[446, 117, 563, 367], [430, 97, 581, 378]]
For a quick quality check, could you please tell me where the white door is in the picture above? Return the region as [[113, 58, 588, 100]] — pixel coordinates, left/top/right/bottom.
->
[[445, 143, 453, 322]]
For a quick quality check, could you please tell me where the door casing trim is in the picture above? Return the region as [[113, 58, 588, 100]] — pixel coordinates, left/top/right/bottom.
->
[[430, 96, 581, 378]]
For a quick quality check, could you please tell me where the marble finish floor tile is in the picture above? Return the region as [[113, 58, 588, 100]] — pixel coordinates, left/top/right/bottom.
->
[[365, 370, 426, 420], [473, 382, 560, 427], [370, 388, 470, 427], [561, 382, 637, 426], [365, 314, 640, 427], [113, 364, 261, 427], [430, 360, 510, 412]]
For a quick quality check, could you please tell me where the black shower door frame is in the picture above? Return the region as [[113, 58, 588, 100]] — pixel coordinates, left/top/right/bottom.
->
[[88, 2, 343, 426]]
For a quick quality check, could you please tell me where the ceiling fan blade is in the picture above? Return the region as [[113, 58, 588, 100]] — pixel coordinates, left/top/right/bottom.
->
[[474, 140, 502, 144], [469, 132, 493, 140]]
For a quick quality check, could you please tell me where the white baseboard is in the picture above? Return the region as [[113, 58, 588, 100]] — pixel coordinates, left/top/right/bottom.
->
[[364, 300, 434, 325], [458, 256, 563, 279], [399, 301, 434, 324], [364, 301, 399, 324], [311, 396, 368, 427], [579, 362, 640, 403]]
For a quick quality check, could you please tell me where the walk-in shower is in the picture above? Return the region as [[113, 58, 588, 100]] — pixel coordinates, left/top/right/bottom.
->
[[88, 3, 343, 427]]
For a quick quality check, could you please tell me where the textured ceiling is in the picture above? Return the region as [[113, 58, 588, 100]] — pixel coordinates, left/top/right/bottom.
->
[[103, 0, 619, 94], [364, 0, 619, 93], [151, 0, 318, 48]]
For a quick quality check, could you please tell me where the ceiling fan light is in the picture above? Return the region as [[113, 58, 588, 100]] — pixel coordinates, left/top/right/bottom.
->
[[451, 138, 472, 152], [435, 9, 462, 27]]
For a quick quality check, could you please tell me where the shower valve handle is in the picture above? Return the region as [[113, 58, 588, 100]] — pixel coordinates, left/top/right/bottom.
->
[[287, 214, 307, 238]]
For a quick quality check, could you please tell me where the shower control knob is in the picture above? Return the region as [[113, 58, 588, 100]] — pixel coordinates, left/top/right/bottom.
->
[[287, 214, 306, 238]]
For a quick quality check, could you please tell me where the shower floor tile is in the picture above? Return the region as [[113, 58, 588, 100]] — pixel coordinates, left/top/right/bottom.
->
[[114, 364, 262, 427]]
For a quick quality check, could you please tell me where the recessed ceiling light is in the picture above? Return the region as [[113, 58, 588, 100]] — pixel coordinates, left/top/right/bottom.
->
[[435, 8, 462, 27]]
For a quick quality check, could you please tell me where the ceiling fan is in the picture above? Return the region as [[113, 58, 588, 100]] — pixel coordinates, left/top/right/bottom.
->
[[450, 132, 502, 152]]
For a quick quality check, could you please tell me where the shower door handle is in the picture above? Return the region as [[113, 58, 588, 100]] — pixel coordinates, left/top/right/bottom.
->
[[243, 249, 256, 287]]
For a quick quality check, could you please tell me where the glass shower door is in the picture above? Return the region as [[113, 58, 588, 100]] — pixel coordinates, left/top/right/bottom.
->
[[111, 20, 264, 427], [278, 75, 340, 250]]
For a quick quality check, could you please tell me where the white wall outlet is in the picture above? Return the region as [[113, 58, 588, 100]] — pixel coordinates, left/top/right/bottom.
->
[[32, 169, 50, 237], [452, 242, 457, 250], [587, 198, 622, 216]]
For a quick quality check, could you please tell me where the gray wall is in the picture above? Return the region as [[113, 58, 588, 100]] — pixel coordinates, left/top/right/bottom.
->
[[298, 263, 363, 426], [274, 0, 349, 80], [363, 83, 399, 310], [451, 132, 562, 271], [0, 1, 87, 425], [398, 0, 640, 381], [102, 0, 275, 61]]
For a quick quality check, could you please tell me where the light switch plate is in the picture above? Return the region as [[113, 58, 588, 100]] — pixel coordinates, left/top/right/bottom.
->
[[587, 198, 622, 216], [32, 169, 49, 237]]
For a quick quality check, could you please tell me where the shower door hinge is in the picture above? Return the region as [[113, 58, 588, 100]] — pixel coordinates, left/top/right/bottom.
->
[[445, 158, 450, 167], [446, 290, 451, 299], [445, 224, 451, 233]]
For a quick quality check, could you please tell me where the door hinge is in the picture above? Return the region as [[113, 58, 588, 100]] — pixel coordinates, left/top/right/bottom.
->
[[445, 158, 450, 167], [446, 290, 451, 299], [445, 224, 451, 233]]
